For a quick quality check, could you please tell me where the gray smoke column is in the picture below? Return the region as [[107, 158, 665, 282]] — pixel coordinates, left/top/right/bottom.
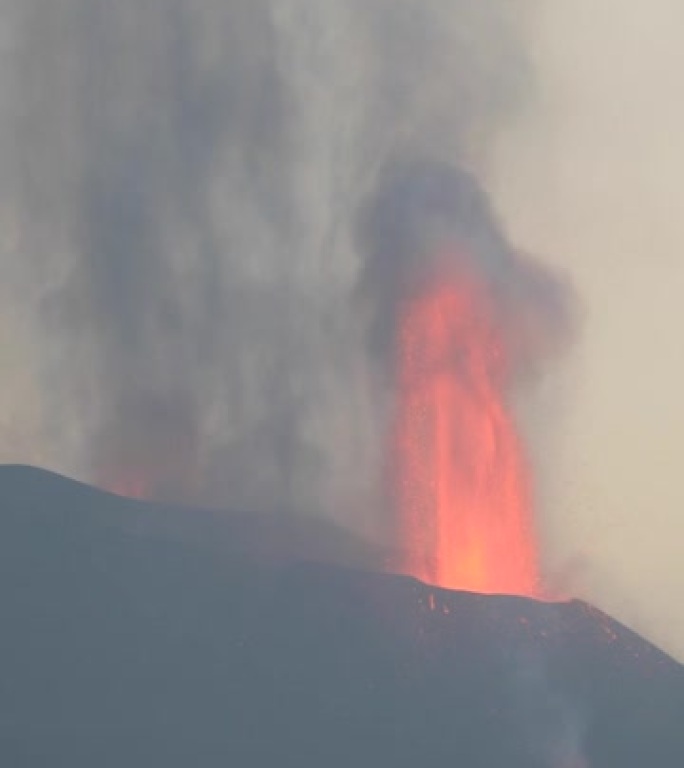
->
[[356, 158, 574, 367], [1, 1, 536, 526]]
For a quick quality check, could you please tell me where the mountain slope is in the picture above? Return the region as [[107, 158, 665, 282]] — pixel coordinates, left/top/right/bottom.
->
[[0, 465, 681, 767]]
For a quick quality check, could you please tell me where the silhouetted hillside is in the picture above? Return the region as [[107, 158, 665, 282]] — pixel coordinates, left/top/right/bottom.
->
[[0, 465, 681, 766]]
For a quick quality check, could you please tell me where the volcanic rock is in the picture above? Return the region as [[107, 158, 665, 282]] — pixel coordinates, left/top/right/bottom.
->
[[0, 465, 681, 766]]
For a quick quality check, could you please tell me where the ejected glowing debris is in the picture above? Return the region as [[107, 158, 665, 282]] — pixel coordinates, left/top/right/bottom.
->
[[390, 254, 538, 596], [361, 162, 576, 600]]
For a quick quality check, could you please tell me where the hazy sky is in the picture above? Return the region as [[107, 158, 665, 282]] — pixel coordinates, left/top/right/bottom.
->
[[0, 2, 682, 660], [492, 1, 684, 660], [0, 0, 531, 523]]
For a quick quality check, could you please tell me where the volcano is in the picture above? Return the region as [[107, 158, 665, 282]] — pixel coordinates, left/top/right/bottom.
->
[[0, 465, 681, 767]]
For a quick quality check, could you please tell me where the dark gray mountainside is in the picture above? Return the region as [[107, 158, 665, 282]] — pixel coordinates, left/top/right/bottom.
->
[[0, 464, 682, 767]]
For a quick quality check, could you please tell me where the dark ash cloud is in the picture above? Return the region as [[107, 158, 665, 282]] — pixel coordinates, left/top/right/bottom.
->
[[3, 1, 533, 525]]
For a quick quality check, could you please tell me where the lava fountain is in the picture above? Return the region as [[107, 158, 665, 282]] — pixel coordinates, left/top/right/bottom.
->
[[360, 160, 574, 599], [391, 251, 538, 596]]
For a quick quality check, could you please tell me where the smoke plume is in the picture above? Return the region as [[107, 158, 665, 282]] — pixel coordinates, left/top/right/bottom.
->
[[1, 1, 532, 524], [2, 1, 679, 658]]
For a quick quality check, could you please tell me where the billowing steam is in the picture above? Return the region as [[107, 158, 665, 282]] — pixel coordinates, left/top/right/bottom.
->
[[2, 0, 681, 660], [1, 1, 532, 527]]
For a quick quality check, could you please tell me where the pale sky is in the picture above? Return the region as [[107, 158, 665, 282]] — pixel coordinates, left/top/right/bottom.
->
[[493, 1, 684, 660]]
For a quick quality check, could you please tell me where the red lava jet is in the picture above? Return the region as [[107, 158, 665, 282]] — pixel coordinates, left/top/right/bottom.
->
[[390, 249, 538, 597], [361, 160, 572, 599]]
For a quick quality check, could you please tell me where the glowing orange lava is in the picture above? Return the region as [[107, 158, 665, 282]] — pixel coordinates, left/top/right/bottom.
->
[[100, 469, 151, 500], [391, 254, 539, 597]]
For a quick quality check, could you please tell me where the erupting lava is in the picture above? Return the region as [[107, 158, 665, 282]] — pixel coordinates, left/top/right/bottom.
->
[[101, 468, 152, 500], [93, 390, 201, 503], [391, 249, 539, 597]]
